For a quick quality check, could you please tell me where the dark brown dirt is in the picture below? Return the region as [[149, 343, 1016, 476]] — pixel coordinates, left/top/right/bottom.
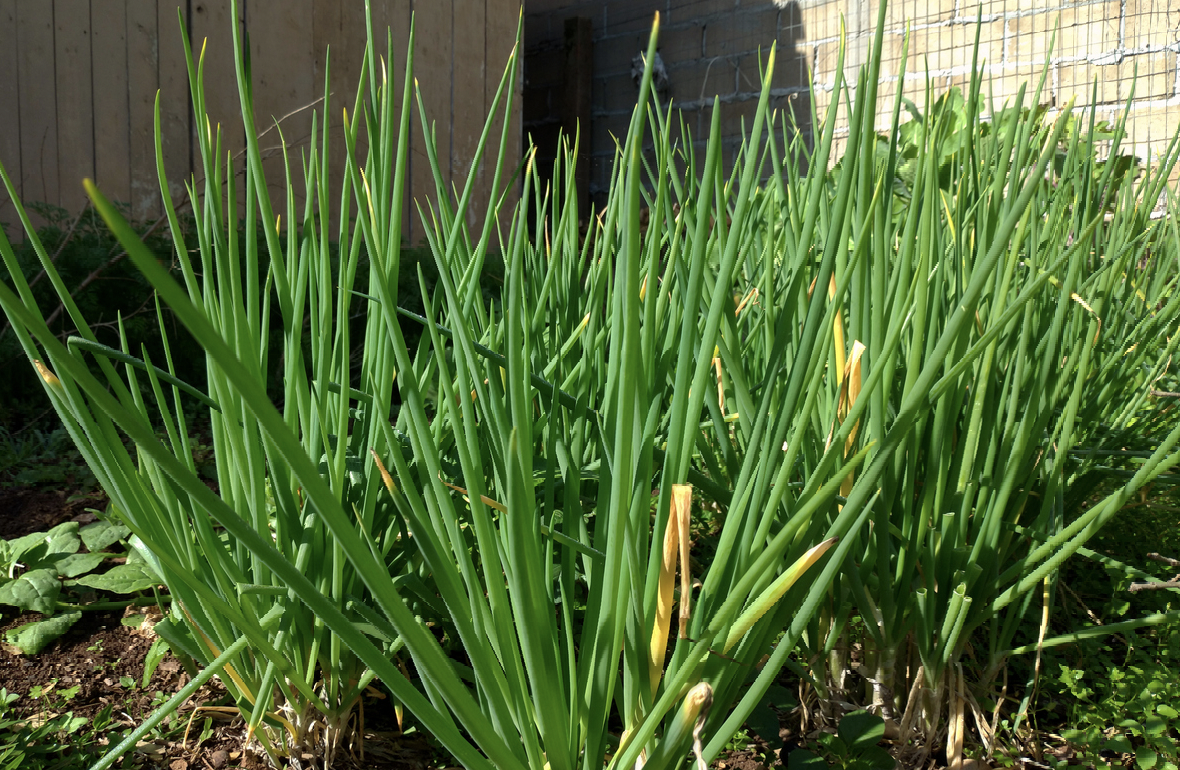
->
[[0, 487, 104, 539], [714, 749, 775, 770], [0, 598, 451, 769], [0, 607, 182, 707], [0, 487, 441, 770], [0, 602, 248, 769]]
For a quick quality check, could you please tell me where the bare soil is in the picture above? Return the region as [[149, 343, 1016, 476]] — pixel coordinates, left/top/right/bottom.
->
[[0, 488, 102, 539], [0, 487, 442, 770]]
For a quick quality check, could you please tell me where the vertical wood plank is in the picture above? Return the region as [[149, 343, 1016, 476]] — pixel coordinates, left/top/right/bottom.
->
[[127, 1, 161, 220], [314, 0, 373, 239], [92, 0, 131, 208], [16, 2, 59, 218], [191, 0, 246, 216], [55, 0, 95, 212], [486, 0, 523, 239], [564, 16, 592, 219], [310, 0, 341, 111], [453, 0, 486, 231], [0, 0, 22, 236], [410, 0, 452, 247], [504, 1, 522, 229], [505, 2, 522, 230], [249, 0, 315, 227], [157, 1, 192, 211], [374, 0, 412, 243], [312, 0, 342, 236], [391, 0, 413, 244]]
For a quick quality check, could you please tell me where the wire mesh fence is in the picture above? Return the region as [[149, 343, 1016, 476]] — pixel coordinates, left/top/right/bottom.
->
[[524, 0, 1180, 202]]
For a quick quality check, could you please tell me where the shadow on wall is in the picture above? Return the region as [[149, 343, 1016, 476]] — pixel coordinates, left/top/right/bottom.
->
[[523, 0, 816, 217], [523, 15, 594, 221], [776, 2, 814, 173]]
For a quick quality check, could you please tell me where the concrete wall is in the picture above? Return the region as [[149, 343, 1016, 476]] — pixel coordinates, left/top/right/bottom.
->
[[524, 0, 1180, 204]]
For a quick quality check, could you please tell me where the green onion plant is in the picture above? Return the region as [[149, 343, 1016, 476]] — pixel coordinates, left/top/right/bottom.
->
[[0, 0, 1178, 767], [775, 13, 1180, 765]]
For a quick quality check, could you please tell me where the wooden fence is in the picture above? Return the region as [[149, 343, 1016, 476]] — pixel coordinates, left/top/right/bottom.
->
[[0, 0, 522, 246]]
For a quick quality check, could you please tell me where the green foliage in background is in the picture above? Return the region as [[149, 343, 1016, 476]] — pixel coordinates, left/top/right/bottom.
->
[[786, 710, 895, 769], [1051, 628, 1180, 770], [0, 425, 96, 489], [0, 204, 201, 427], [1027, 496, 1180, 769]]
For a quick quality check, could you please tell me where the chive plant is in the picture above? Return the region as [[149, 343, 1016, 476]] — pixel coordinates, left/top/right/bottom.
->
[[772, 17, 1180, 766], [1, 0, 1178, 768]]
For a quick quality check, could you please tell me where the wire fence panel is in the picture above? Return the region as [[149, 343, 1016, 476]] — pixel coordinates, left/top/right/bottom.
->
[[524, 0, 1180, 203]]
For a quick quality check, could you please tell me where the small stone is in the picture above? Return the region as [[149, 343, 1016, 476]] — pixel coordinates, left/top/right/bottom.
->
[[169, 760, 188, 770], [210, 750, 228, 768]]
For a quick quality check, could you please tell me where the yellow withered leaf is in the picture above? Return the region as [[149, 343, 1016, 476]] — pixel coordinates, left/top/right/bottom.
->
[[839, 340, 867, 452], [829, 274, 846, 380], [734, 287, 758, 316], [649, 483, 693, 697], [675, 484, 692, 640], [713, 354, 725, 416], [440, 477, 507, 512], [682, 682, 714, 770], [34, 360, 61, 389], [837, 340, 867, 500], [811, 275, 846, 378], [369, 450, 397, 495]]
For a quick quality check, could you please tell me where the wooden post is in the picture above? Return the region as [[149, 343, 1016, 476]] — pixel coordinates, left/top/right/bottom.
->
[[249, 0, 315, 227], [410, 0, 452, 249], [191, 0, 246, 217], [93, 1, 131, 207], [126, 2, 161, 221], [0, 0, 21, 236], [562, 17, 592, 221], [487, 0, 521, 246], [16, 2, 58, 224], [453, 0, 487, 233], [157, 2, 192, 215]]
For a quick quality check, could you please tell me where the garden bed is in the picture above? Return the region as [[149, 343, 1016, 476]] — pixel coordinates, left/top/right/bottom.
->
[[0, 487, 445, 770], [2, 0, 1179, 767]]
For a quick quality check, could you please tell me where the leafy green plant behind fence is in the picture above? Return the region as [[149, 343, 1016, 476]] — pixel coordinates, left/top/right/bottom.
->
[[1, 0, 1179, 768]]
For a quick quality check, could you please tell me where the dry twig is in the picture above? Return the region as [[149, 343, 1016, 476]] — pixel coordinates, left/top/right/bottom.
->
[[1127, 552, 1180, 592]]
